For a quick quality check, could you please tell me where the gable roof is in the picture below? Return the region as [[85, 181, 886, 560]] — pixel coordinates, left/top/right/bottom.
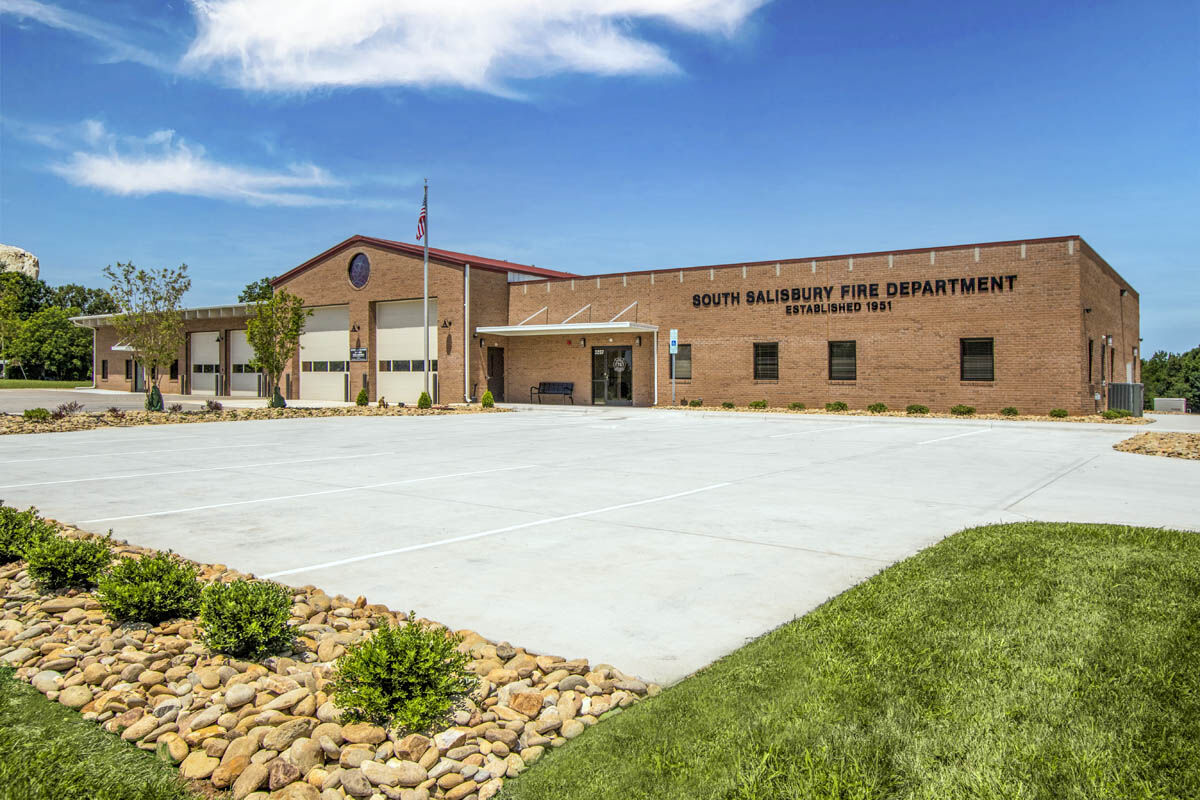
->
[[271, 235, 578, 287]]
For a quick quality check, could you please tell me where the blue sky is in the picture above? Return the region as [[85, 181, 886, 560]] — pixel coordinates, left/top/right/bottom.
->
[[1, 0, 1196, 352]]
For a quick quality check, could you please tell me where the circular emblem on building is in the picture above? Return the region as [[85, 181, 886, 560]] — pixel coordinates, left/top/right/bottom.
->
[[612, 356, 627, 373], [348, 253, 370, 289]]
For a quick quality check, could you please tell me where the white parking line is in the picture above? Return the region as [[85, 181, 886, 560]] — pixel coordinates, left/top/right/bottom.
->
[[261, 481, 733, 579], [0, 452, 392, 490], [916, 429, 990, 445], [0, 442, 277, 465], [769, 424, 865, 439], [79, 464, 537, 523]]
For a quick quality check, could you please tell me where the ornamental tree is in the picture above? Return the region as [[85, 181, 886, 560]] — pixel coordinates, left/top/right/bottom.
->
[[246, 287, 309, 401], [238, 276, 274, 303], [102, 261, 191, 393]]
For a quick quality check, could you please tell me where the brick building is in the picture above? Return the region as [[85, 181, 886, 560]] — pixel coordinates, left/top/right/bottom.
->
[[74, 234, 1139, 415]]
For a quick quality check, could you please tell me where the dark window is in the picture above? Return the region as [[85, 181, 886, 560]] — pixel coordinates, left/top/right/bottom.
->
[[1110, 349, 1114, 382], [101, 360, 108, 380], [1088, 339, 1094, 383], [1101, 342, 1106, 381], [960, 338, 994, 381], [312, 361, 328, 372], [170, 360, 179, 380], [394, 360, 410, 372], [328, 361, 347, 372], [410, 360, 424, 371], [193, 363, 203, 374], [232, 364, 243, 374], [431, 359, 438, 372], [302, 361, 313, 372], [828, 341, 857, 381], [671, 344, 692, 380], [378, 360, 392, 372], [753, 342, 779, 380], [125, 360, 132, 379]]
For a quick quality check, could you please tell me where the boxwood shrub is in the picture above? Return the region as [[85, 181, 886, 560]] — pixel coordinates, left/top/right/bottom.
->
[[199, 579, 293, 659], [788, 402, 806, 411], [26, 534, 113, 593], [721, 401, 735, 409], [825, 401, 849, 412], [1049, 408, 1069, 418], [329, 615, 475, 731], [417, 392, 432, 409], [355, 388, 369, 406], [906, 404, 929, 414], [867, 402, 888, 413], [748, 400, 768, 409], [950, 404, 976, 416], [96, 552, 202, 623], [1102, 408, 1132, 419], [0, 504, 56, 564], [1000, 406, 1019, 416], [22, 408, 50, 422], [481, 390, 495, 408], [688, 399, 703, 407]]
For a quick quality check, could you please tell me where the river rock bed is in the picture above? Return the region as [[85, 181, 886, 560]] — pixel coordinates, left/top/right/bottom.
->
[[1113, 431, 1200, 460], [1, 405, 507, 436], [0, 526, 657, 800]]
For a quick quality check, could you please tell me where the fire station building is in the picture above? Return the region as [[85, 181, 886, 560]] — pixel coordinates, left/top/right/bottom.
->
[[75, 234, 1140, 415]]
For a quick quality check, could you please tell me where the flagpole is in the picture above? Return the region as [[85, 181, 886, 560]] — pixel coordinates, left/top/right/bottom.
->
[[422, 179, 430, 399]]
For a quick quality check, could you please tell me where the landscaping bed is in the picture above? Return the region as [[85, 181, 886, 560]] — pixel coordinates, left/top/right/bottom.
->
[[0, 520, 656, 800], [1114, 432, 1200, 460], [660, 404, 1151, 424], [1, 405, 508, 436], [500, 522, 1200, 800]]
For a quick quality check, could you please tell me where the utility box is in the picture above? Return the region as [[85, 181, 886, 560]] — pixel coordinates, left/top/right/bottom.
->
[[1153, 397, 1187, 413], [1108, 383, 1144, 417]]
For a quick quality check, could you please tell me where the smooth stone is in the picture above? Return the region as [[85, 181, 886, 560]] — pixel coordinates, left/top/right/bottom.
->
[[180, 750, 220, 779], [341, 723, 386, 745], [233, 763, 270, 800], [226, 683, 256, 708], [58, 685, 93, 709], [339, 768, 373, 797], [269, 757, 301, 790]]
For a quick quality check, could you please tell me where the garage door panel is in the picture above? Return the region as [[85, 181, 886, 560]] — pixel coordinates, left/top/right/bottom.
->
[[190, 331, 220, 396], [300, 306, 349, 402], [377, 299, 437, 405], [229, 330, 261, 396]]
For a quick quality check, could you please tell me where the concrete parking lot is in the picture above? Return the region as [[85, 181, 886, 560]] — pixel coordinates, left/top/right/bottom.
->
[[1, 406, 1196, 683]]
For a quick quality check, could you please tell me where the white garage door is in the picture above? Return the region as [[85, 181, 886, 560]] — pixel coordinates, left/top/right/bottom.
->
[[229, 330, 262, 397], [190, 331, 220, 396], [376, 299, 438, 405], [300, 306, 349, 402]]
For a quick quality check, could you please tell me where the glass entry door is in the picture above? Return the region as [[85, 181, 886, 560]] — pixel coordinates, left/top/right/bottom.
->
[[591, 347, 633, 405]]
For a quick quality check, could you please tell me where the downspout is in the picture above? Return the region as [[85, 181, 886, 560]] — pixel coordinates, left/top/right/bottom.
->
[[463, 264, 471, 403], [90, 327, 97, 388], [652, 329, 658, 407]]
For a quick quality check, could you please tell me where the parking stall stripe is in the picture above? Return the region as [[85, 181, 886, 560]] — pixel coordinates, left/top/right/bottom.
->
[[0, 442, 275, 465], [0, 452, 393, 490], [260, 481, 733, 580], [78, 464, 537, 523], [916, 429, 990, 445]]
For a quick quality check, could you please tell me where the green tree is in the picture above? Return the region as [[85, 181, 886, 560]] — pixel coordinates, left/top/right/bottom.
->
[[1142, 346, 1200, 411], [102, 261, 191, 394], [246, 288, 308, 402], [6, 307, 93, 380], [52, 284, 119, 316], [0, 272, 53, 318], [238, 277, 274, 303]]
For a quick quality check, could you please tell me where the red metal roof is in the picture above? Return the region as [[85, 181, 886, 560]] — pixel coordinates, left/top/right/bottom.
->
[[272, 235, 579, 287]]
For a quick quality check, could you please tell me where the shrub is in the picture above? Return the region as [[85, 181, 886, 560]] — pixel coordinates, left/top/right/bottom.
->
[[145, 386, 164, 412], [107, 406, 125, 418], [721, 401, 735, 409], [54, 401, 84, 417], [417, 392, 432, 410], [199, 579, 293, 658], [0, 504, 57, 564], [688, 399, 703, 407], [825, 401, 849, 412], [481, 390, 495, 409], [788, 402, 806, 411], [22, 408, 50, 422], [1049, 408, 1069, 418], [1102, 408, 1132, 419], [950, 404, 976, 416], [25, 534, 112, 593], [748, 400, 767, 409], [96, 552, 202, 623], [1000, 406, 1019, 416], [329, 615, 476, 730], [906, 404, 929, 415], [867, 402, 888, 413], [168, 403, 184, 413], [355, 388, 369, 406], [205, 399, 223, 412], [268, 388, 287, 409]]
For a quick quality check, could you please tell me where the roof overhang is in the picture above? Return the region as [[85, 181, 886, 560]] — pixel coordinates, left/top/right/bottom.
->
[[475, 322, 658, 337], [71, 303, 255, 328]]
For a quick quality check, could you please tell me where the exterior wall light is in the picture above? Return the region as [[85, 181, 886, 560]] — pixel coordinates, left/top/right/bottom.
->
[[579, 338, 586, 347], [635, 336, 642, 346]]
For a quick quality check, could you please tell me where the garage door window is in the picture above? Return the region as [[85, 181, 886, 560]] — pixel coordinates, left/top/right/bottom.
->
[[328, 361, 348, 372]]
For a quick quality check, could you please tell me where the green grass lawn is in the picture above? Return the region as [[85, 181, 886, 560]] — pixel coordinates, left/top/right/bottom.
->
[[0, 379, 90, 390], [501, 523, 1200, 800], [0, 665, 198, 800]]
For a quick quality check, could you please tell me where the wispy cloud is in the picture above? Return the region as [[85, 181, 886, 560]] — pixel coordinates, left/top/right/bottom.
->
[[183, 0, 768, 93], [0, 0, 170, 70], [44, 120, 344, 206]]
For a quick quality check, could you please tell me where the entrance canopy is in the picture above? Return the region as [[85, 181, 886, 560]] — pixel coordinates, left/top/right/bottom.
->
[[475, 321, 658, 337]]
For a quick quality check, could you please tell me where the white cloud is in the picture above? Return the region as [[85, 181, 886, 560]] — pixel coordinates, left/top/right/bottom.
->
[[0, 0, 169, 70], [48, 121, 343, 206], [181, 0, 768, 92]]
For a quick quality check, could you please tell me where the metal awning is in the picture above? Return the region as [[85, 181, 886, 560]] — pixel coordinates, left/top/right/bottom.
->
[[475, 321, 658, 337], [71, 303, 255, 328]]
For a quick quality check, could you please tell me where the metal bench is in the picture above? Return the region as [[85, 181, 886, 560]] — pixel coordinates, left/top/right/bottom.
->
[[530, 381, 574, 404]]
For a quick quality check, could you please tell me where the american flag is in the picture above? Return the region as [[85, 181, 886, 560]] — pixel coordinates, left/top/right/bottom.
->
[[416, 199, 427, 241]]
